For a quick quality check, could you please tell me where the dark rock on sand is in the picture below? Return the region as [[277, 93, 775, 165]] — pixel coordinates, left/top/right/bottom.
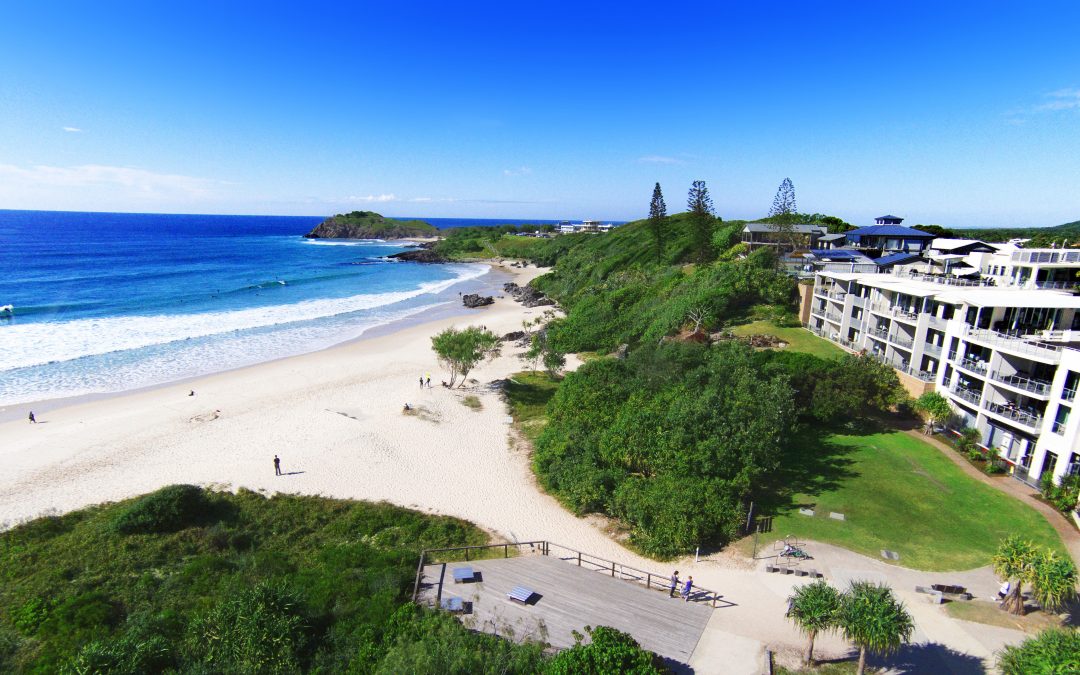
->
[[462, 294, 495, 308]]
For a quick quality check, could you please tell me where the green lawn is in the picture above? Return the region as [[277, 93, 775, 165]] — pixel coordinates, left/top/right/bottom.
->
[[729, 320, 847, 360], [764, 430, 1065, 571], [505, 370, 561, 442]]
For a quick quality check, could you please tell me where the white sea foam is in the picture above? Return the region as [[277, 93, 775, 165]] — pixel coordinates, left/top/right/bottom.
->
[[0, 264, 487, 372], [301, 239, 395, 247]]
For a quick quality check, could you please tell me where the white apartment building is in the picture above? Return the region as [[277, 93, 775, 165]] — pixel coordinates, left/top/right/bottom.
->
[[802, 249, 1080, 499]]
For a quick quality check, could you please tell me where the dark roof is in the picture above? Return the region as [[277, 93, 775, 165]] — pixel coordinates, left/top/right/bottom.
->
[[847, 225, 935, 238], [874, 252, 923, 267], [875, 215, 903, 220]]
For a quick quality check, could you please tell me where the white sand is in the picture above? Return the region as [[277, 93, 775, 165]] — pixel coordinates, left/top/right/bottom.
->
[[0, 261, 1023, 672]]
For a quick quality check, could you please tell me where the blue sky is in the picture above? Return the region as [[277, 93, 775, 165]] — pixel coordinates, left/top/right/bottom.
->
[[1, 2, 1079, 227]]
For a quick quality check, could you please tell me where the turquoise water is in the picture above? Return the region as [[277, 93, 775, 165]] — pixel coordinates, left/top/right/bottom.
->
[[0, 210, 498, 405]]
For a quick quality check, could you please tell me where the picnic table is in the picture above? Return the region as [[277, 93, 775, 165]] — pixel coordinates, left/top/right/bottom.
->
[[452, 566, 475, 583], [507, 585, 534, 605]]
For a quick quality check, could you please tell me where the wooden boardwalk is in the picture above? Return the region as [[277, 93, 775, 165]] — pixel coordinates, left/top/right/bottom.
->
[[418, 554, 713, 664]]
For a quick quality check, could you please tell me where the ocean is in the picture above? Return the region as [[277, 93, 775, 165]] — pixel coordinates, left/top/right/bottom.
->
[[0, 210, 552, 407]]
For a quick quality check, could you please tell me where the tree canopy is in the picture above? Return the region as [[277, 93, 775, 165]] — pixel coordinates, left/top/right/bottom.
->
[[998, 627, 1080, 675], [431, 326, 502, 387], [687, 180, 716, 263], [648, 182, 667, 262], [836, 582, 914, 675]]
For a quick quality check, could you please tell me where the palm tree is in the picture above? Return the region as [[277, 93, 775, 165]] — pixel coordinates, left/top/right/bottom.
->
[[993, 535, 1039, 615], [997, 627, 1080, 674], [1030, 549, 1078, 613], [786, 580, 841, 665], [836, 582, 915, 675]]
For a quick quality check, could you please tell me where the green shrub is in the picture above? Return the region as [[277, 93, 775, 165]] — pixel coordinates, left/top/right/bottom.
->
[[110, 484, 211, 535], [546, 625, 665, 674], [998, 627, 1080, 674], [11, 597, 50, 636], [63, 633, 173, 675], [186, 581, 308, 674], [1040, 474, 1080, 512]]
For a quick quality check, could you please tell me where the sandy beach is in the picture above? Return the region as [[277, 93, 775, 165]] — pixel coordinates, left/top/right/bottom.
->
[[0, 261, 1025, 673]]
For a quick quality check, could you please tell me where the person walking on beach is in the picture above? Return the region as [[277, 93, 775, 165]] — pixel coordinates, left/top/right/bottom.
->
[[273, 455, 281, 476], [668, 570, 680, 598], [425, 373, 431, 388], [419, 376, 424, 388], [682, 576, 693, 602], [28, 411, 36, 424]]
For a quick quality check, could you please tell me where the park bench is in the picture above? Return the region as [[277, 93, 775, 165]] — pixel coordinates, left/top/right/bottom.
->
[[931, 584, 972, 601], [452, 566, 475, 583], [507, 585, 534, 605], [915, 586, 945, 604]]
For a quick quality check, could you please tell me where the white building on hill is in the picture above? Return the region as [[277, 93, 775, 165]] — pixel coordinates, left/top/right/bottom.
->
[[800, 243, 1080, 515]]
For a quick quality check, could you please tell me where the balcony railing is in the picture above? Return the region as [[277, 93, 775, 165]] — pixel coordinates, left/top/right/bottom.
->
[[1052, 421, 1068, 435], [924, 343, 943, 356], [824, 313, 843, 324], [1035, 280, 1078, 290], [984, 401, 1043, 430], [952, 387, 983, 405], [962, 326, 1063, 360], [827, 290, 848, 301], [904, 271, 995, 287], [889, 333, 914, 349], [990, 372, 1053, 396], [869, 327, 890, 340], [865, 351, 935, 382], [953, 354, 989, 375], [1063, 388, 1077, 402]]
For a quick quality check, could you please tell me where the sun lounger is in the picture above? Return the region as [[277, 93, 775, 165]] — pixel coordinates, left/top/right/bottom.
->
[[507, 585, 534, 604]]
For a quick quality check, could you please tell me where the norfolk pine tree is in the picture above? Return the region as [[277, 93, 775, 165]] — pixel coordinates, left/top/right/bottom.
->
[[687, 180, 715, 263], [768, 177, 801, 251], [648, 182, 667, 262]]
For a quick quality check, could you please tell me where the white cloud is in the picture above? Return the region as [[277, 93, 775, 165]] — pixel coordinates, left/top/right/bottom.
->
[[0, 163, 221, 200], [1034, 88, 1080, 112], [503, 166, 532, 176], [344, 193, 398, 203], [638, 155, 684, 165], [62, 126, 83, 133]]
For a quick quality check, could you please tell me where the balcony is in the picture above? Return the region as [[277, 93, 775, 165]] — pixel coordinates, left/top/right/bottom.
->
[[824, 312, 843, 324], [951, 386, 983, 406], [962, 326, 1063, 361], [989, 372, 1053, 397], [1063, 388, 1077, 402], [1035, 280, 1078, 290], [889, 333, 914, 349], [1052, 421, 1068, 436], [984, 401, 1043, 431], [951, 352, 988, 375], [868, 327, 890, 341], [924, 343, 943, 357], [826, 290, 848, 301], [866, 351, 935, 382], [905, 271, 995, 287]]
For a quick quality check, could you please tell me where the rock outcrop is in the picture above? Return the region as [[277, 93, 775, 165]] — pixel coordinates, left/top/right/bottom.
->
[[304, 211, 438, 240], [502, 282, 555, 308], [462, 294, 494, 308], [388, 242, 448, 263]]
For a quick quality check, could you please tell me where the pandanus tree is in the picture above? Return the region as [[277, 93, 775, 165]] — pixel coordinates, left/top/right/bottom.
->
[[993, 535, 1039, 615], [1030, 549, 1078, 613], [836, 582, 914, 675], [786, 580, 841, 665]]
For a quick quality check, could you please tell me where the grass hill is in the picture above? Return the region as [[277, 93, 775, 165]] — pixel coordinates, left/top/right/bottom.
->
[[304, 211, 438, 239]]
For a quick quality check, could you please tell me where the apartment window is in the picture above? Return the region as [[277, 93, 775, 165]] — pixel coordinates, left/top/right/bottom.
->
[[1053, 405, 1071, 435], [1063, 372, 1079, 401]]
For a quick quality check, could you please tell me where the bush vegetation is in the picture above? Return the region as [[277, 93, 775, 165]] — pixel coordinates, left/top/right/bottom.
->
[[0, 486, 656, 673]]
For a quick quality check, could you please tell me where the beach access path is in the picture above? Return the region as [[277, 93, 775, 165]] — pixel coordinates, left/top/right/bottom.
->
[[0, 261, 1030, 673]]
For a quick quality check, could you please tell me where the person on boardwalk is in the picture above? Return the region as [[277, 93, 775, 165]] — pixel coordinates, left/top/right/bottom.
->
[[682, 576, 693, 602], [668, 571, 680, 598], [28, 411, 36, 424], [273, 455, 281, 476]]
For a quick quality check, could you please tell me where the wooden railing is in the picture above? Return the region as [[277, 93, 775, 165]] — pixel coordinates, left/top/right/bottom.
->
[[414, 540, 733, 608]]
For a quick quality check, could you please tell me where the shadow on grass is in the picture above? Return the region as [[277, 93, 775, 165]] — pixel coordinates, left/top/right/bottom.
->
[[754, 424, 861, 519], [875, 642, 987, 674]]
